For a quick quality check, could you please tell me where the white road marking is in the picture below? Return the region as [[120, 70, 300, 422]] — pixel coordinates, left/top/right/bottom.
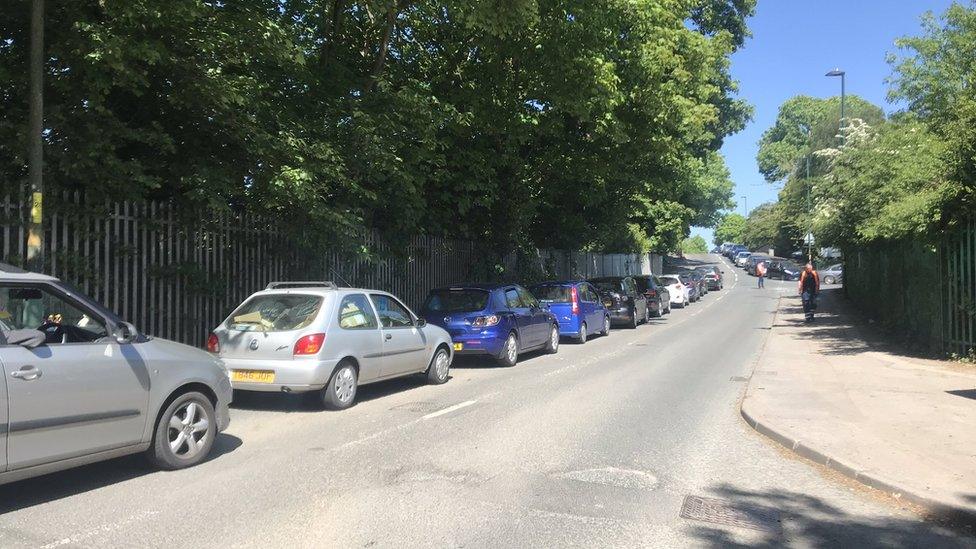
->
[[40, 510, 160, 548], [422, 400, 477, 420]]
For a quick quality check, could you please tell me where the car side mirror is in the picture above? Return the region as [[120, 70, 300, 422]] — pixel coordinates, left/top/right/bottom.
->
[[416, 318, 427, 328], [5, 328, 45, 349], [114, 321, 139, 344]]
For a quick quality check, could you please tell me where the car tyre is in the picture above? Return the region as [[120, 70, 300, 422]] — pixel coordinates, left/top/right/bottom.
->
[[320, 360, 358, 410], [824, 275, 835, 285], [601, 315, 611, 336], [630, 309, 639, 329], [149, 391, 216, 470], [426, 347, 451, 385], [497, 333, 519, 367], [578, 322, 587, 344], [545, 324, 560, 354]]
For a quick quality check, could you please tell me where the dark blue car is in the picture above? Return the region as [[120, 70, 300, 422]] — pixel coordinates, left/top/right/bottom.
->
[[420, 284, 560, 367], [528, 281, 610, 343]]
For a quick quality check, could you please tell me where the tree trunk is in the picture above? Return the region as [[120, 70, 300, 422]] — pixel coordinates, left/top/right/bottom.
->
[[366, 1, 400, 92], [27, 0, 44, 269]]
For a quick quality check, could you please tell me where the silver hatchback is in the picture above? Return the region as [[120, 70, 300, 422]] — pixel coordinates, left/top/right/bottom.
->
[[0, 264, 232, 486], [211, 282, 454, 409]]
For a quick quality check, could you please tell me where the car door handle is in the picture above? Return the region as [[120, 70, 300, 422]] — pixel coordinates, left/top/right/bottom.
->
[[11, 365, 42, 380], [384, 333, 392, 340]]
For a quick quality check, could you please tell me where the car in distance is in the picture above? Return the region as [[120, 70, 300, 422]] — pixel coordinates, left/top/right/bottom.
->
[[633, 275, 671, 317], [688, 271, 708, 297], [735, 251, 752, 267], [421, 284, 559, 367], [822, 263, 844, 285], [589, 276, 649, 328], [658, 275, 689, 308], [766, 260, 803, 281], [0, 263, 232, 485], [678, 273, 701, 302], [212, 282, 453, 410], [529, 281, 610, 343], [700, 266, 724, 290]]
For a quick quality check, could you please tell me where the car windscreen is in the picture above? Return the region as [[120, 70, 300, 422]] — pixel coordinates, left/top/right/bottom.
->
[[530, 285, 572, 303], [591, 281, 620, 293], [227, 294, 322, 332], [423, 289, 490, 313]]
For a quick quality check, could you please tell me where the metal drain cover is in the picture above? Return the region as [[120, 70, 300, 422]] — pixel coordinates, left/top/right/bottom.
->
[[679, 495, 781, 532], [730, 376, 749, 382]]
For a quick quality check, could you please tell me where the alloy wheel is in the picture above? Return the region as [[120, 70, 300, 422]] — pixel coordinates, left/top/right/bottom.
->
[[168, 401, 211, 460], [334, 366, 356, 403]]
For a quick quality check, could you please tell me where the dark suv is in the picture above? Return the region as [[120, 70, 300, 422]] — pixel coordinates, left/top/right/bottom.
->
[[588, 276, 649, 328], [633, 275, 672, 317]]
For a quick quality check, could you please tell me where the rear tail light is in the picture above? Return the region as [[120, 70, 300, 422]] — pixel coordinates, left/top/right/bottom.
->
[[294, 333, 326, 355], [471, 315, 500, 328], [646, 290, 657, 298], [571, 286, 579, 315], [207, 333, 220, 353]]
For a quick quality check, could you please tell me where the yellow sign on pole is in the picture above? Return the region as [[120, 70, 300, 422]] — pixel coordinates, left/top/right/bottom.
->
[[30, 191, 43, 224]]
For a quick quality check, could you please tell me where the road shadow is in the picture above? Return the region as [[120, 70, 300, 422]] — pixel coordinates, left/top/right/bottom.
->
[[0, 433, 242, 515], [685, 484, 975, 548]]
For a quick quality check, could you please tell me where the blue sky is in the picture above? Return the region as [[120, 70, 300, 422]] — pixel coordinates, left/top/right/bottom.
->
[[692, 0, 957, 246]]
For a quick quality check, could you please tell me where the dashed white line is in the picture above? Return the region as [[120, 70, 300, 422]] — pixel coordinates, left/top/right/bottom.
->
[[422, 400, 477, 420]]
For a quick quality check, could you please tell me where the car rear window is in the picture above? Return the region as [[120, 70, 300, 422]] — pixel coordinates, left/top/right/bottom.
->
[[530, 285, 572, 303], [660, 276, 680, 285], [591, 281, 620, 292], [423, 289, 490, 313], [634, 278, 650, 292], [227, 294, 322, 332]]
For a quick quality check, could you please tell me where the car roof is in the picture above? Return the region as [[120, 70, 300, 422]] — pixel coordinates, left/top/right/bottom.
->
[[431, 283, 513, 291], [588, 276, 628, 282], [0, 263, 59, 282], [530, 280, 589, 286]]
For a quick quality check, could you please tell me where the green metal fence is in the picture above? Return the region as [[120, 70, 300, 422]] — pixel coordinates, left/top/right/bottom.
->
[[845, 218, 976, 357]]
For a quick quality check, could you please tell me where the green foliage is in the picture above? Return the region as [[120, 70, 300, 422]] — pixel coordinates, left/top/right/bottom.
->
[[741, 202, 795, 253], [713, 212, 745, 245], [681, 234, 708, 254], [0, 0, 754, 257]]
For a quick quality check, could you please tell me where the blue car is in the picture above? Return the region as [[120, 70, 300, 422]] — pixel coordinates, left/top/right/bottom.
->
[[420, 284, 560, 367], [528, 281, 611, 343]]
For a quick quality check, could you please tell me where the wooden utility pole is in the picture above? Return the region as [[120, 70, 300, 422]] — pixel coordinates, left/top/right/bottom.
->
[[27, 0, 44, 270]]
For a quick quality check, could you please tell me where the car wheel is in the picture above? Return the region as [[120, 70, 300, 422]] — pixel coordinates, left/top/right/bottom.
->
[[320, 360, 358, 410], [426, 347, 451, 385], [578, 322, 587, 344], [601, 315, 611, 335], [545, 324, 560, 354], [149, 391, 216, 470], [824, 275, 835, 285], [630, 309, 639, 329], [497, 333, 519, 367]]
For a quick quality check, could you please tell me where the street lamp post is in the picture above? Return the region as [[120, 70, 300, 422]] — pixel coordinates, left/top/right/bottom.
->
[[741, 195, 747, 217], [825, 69, 846, 144]]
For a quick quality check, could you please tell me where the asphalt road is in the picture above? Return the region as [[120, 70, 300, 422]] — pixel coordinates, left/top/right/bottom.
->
[[1, 255, 972, 548]]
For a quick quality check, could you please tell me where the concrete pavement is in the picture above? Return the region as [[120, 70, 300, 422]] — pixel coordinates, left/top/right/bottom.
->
[[741, 284, 976, 526], [0, 254, 972, 547]]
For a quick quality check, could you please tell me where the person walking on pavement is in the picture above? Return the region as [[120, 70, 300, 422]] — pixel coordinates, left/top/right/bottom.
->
[[798, 263, 820, 322], [756, 260, 767, 289]]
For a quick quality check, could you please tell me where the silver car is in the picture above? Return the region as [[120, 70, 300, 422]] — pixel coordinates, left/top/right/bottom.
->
[[0, 263, 232, 486], [211, 282, 454, 409]]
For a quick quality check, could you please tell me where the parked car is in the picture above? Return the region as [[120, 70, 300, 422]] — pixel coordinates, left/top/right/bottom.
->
[[213, 282, 453, 410], [678, 273, 701, 302], [766, 260, 802, 281], [746, 255, 770, 276], [421, 284, 559, 367], [633, 275, 671, 317], [658, 275, 689, 308], [688, 271, 708, 297], [726, 244, 747, 259], [822, 263, 844, 285], [735, 251, 752, 267], [0, 263, 232, 485], [696, 266, 723, 290], [589, 276, 649, 328], [529, 281, 610, 343]]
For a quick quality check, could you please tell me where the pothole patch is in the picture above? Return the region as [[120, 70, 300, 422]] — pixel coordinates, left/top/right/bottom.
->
[[553, 467, 659, 490]]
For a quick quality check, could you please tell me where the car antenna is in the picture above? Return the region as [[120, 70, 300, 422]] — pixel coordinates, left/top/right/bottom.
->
[[330, 268, 352, 288]]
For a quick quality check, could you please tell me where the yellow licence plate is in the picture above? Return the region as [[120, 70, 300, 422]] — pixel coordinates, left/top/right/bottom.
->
[[453, 343, 463, 351], [231, 369, 276, 384]]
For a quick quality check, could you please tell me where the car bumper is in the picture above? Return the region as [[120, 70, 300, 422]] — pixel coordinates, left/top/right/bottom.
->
[[609, 307, 634, 324], [707, 281, 721, 289], [449, 330, 508, 357], [223, 356, 341, 393]]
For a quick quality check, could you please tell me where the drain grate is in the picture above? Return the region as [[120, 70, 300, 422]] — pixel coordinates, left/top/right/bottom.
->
[[679, 495, 781, 533], [730, 376, 749, 382]]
